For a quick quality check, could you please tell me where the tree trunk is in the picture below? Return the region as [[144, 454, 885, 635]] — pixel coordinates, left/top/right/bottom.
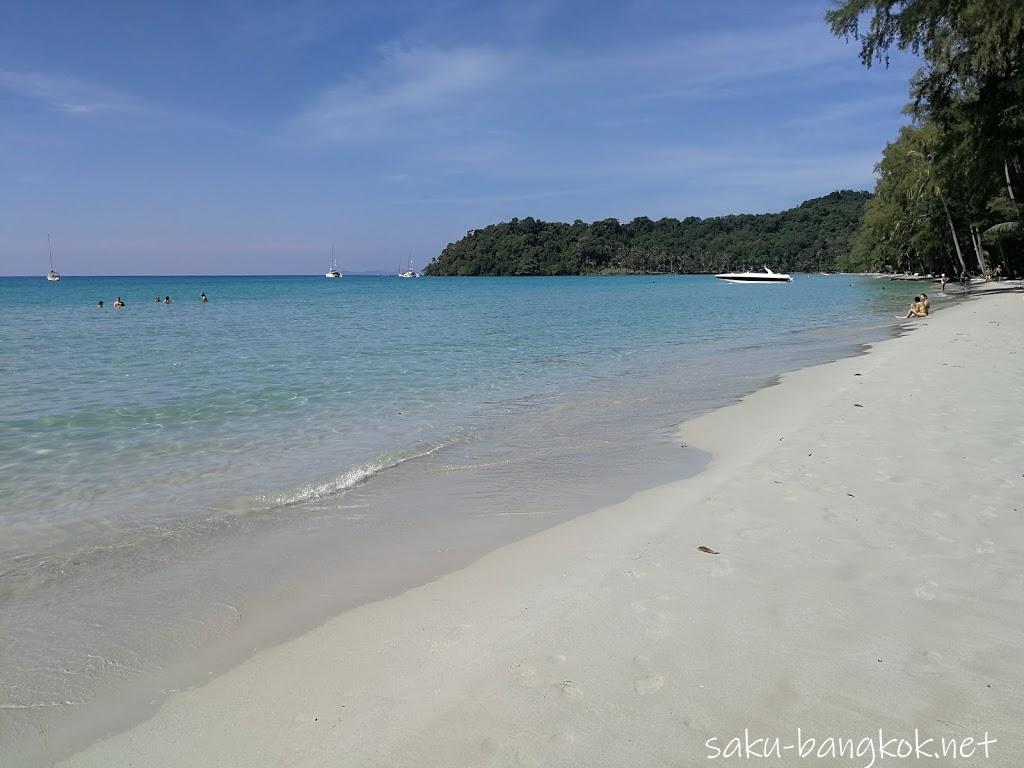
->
[[938, 188, 969, 275], [970, 225, 987, 275], [1005, 159, 1016, 201]]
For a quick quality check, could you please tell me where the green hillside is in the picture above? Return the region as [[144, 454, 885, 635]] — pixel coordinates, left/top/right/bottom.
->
[[424, 190, 872, 276]]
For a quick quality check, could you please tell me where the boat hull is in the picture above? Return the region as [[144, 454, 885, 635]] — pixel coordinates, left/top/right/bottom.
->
[[714, 275, 791, 283]]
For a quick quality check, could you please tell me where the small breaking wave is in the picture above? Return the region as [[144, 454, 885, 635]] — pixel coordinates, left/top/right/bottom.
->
[[252, 440, 449, 510]]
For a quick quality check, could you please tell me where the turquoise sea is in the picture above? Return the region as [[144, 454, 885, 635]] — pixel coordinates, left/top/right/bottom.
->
[[0, 274, 921, 764]]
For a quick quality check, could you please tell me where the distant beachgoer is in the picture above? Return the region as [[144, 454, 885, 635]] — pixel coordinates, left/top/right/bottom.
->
[[940, 273, 947, 293], [164, 296, 172, 304], [995, 263, 1004, 281], [113, 297, 125, 308], [200, 292, 208, 303], [97, 300, 104, 308], [155, 296, 162, 303]]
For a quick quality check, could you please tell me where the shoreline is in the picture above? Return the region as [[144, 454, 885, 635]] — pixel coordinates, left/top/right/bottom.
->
[[54, 289, 1024, 766]]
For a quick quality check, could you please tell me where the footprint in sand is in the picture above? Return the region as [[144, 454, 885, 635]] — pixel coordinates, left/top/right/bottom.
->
[[643, 610, 677, 640], [711, 556, 734, 577], [974, 539, 996, 554], [509, 663, 538, 686], [914, 581, 938, 600], [634, 675, 665, 695], [559, 681, 583, 700], [430, 625, 466, 652]]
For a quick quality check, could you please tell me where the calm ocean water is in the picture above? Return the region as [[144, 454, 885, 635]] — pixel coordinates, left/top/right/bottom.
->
[[0, 274, 920, 764]]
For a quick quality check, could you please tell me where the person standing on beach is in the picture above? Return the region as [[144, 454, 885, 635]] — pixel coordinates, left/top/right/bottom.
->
[[940, 273, 947, 293]]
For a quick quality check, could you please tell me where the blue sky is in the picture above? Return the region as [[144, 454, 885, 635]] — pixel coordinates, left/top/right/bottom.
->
[[1, 0, 919, 275]]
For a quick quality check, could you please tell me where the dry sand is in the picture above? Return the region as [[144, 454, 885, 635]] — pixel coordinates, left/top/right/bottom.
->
[[59, 292, 1023, 767]]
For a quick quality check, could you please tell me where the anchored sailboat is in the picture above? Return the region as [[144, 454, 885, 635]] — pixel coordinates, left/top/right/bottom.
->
[[398, 254, 419, 278], [325, 245, 342, 278], [46, 235, 61, 282]]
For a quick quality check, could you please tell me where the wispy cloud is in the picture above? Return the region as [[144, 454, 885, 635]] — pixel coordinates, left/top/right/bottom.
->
[[593, 22, 855, 103], [289, 44, 509, 142], [412, 186, 610, 205], [0, 70, 138, 114]]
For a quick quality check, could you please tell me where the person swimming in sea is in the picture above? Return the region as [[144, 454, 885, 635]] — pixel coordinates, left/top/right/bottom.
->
[[113, 297, 125, 308], [200, 292, 208, 303], [97, 300, 104, 308], [163, 296, 172, 304]]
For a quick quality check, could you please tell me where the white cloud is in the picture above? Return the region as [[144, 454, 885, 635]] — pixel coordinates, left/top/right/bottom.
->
[[0, 70, 138, 114], [413, 186, 608, 205], [289, 45, 509, 142]]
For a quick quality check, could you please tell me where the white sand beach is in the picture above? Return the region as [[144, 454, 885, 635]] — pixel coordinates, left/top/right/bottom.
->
[[60, 291, 1023, 767]]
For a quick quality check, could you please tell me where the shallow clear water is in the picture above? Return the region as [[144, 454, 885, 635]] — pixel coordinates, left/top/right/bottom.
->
[[0, 274, 921, 764]]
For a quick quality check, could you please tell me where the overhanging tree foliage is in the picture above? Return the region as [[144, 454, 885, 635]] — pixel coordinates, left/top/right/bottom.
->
[[827, 0, 1023, 274]]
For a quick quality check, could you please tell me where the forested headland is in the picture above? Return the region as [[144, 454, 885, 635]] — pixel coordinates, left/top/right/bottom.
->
[[423, 191, 870, 276]]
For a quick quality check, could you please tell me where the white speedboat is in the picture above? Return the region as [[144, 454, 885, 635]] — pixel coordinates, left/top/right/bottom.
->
[[325, 246, 342, 278], [46, 234, 61, 281], [714, 266, 791, 284]]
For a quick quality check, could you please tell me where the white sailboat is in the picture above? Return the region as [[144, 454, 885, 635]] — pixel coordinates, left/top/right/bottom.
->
[[325, 246, 342, 278], [398, 254, 419, 278], [46, 234, 61, 281]]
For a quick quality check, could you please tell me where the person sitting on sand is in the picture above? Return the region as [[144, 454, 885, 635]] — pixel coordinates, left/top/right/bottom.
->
[[163, 296, 172, 304], [903, 296, 926, 318], [113, 297, 125, 308], [919, 293, 930, 315]]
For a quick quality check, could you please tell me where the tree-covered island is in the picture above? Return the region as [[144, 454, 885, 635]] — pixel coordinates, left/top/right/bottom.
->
[[423, 191, 871, 276]]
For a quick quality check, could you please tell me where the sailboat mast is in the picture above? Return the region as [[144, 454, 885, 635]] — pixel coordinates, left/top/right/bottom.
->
[[48, 234, 54, 270]]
